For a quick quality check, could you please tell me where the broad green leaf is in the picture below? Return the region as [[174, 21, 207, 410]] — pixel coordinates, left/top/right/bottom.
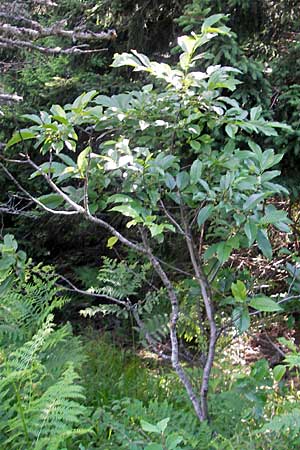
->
[[22, 114, 42, 124], [156, 418, 170, 433], [30, 162, 67, 179], [190, 140, 201, 151], [58, 153, 77, 167], [231, 280, 247, 302], [190, 160, 203, 184], [140, 420, 160, 434], [243, 193, 265, 211], [201, 14, 225, 32], [37, 193, 64, 209], [232, 306, 250, 333], [261, 205, 289, 225], [273, 365, 286, 382], [77, 146, 91, 176], [50, 104, 66, 118], [110, 205, 141, 219], [107, 236, 118, 249], [244, 221, 257, 246], [274, 221, 291, 233], [250, 106, 262, 121], [0, 255, 15, 271], [249, 296, 283, 312], [144, 445, 163, 450], [131, 49, 151, 67], [6, 129, 36, 148], [197, 205, 213, 227], [165, 173, 176, 190], [177, 35, 196, 54], [166, 434, 183, 450], [256, 229, 272, 259], [216, 242, 232, 264], [176, 171, 189, 191], [72, 90, 97, 109], [149, 224, 165, 237], [111, 52, 143, 69], [0, 274, 14, 296], [225, 124, 238, 138], [3, 234, 18, 251]]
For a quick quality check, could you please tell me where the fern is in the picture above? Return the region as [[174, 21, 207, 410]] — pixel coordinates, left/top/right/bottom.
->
[[7, 364, 89, 450], [257, 408, 300, 435], [0, 249, 90, 449]]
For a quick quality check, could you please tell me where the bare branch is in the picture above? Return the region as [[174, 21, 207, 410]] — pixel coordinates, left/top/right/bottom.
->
[[0, 37, 108, 55], [0, 162, 79, 216], [0, 93, 23, 102]]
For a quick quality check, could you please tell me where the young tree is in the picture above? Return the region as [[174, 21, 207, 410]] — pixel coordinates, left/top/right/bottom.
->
[[2, 15, 291, 421]]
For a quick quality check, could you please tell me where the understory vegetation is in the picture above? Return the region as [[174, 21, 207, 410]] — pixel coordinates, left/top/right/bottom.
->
[[1, 1, 300, 449]]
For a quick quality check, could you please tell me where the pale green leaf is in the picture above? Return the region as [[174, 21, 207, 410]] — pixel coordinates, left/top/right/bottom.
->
[[197, 205, 213, 227], [6, 129, 36, 148], [273, 365, 286, 382], [107, 236, 118, 249], [257, 229, 272, 259], [249, 296, 283, 312]]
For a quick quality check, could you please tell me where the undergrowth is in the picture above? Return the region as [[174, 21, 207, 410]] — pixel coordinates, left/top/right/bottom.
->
[[1, 235, 300, 449]]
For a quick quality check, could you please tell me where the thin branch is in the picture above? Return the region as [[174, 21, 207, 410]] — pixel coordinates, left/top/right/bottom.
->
[[26, 156, 148, 255], [181, 202, 217, 421], [0, 37, 108, 55], [140, 228, 204, 421], [0, 163, 79, 216], [0, 22, 117, 42], [159, 199, 185, 235], [0, 93, 23, 103]]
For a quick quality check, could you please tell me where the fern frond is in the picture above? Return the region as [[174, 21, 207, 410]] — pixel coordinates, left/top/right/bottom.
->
[[257, 409, 300, 434], [7, 364, 89, 450]]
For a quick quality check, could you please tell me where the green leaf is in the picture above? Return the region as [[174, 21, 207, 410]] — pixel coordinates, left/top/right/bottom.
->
[[6, 129, 36, 148], [111, 52, 143, 69], [156, 418, 169, 433], [3, 234, 18, 251], [243, 193, 265, 211], [273, 365, 286, 382], [176, 171, 189, 191], [232, 306, 250, 333], [165, 173, 176, 190], [177, 35, 196, 54], [107, 236, 118, 249], [225, 124, 238, 138], [190, 160, 203, 184], [0, 274, 14, 296], [0, 255, 15, 271], [190, 140, 201, 151], [231, 280, 247, 302], [77, 146, 91, 176], [144, 445, 163, 450], [249, 296, 283, 312], [197, 205, 213, 227], [110, 205, 141, 219], [261, 205, 290, 226], [216, 242, 232, 264], [29, 162, 67, 179], [37, 193, 64, 209], [244, 221, 258, 246], [256, 229, 272, 259], [250, 106, 262, 121], [140, 420, 160, 434], [50, 104, 66, 118], [166, 434, 183, 450], [201, 14, 225, 32]]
